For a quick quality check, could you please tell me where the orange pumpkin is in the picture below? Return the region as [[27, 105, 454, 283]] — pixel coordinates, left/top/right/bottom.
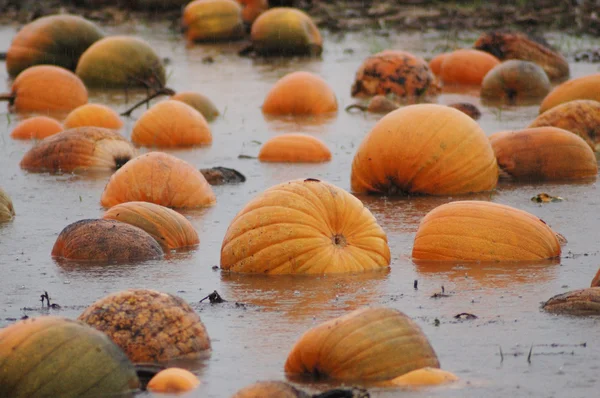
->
[[428, 52, 449, 75], [439, 49, 500, 85], [539, 73, 600, 113], [131, 100, 212, 148], [412, 201, 561, 261], [10, 116, 63, 140], [592, 269, 600, 288], [20, 127, 135, 173], [220, 178, 390, 274], [64, 103, 123, 130], [480, 60, 551, 104], [542, 288, 600, 316], [232, 381, 305, 398], [0, 188, 15, 223], [170, 91, 219, 122], [258, 134, 331, 163], [147, 368, 200, 394], [182, 0, 245, 42], [238, 0, 269, 24], [386, 367, 458, 387], [100, 152, 216, 209], [351, 104, 498, 196], [262, 71, 337, 115]]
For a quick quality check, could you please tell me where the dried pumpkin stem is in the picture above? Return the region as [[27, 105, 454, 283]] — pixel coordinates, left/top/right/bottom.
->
[[0, 93, 15, 104], [120, 87, 177, 117], [344, 104, 368, 113]]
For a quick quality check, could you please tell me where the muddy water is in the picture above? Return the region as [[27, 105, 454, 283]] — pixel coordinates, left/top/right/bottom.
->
[[1, 22, 600, 397]]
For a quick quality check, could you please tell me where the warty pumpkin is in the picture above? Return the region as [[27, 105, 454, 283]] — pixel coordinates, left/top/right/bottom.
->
[[0, 316, 140, 398], [182, 0, 245, 42], [538, 73, 600, 113], [411, 201, 561, 261], [171, 91, 219, 122], [0, 187, 15, 222], [542, 287, 600, 316], [78, 289, 211, 363], [351, 104, 498, 196], [438, 49, 500, 85], [64, 103, 124, 130], [480, 60, 551, 104], [10, 116, 63, 140], [262, 71, 337, 115], [220, 178, 390, 274], [258, 134, 331, 163], [147, 368, 200, 394]]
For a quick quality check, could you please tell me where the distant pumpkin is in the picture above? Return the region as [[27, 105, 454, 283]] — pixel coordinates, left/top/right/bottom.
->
[[480, 60, 551, 104], [258, 134, 331, 162], [262, 71, 337, 115], [428, 52, 449, 75], [64, 103, 123, 130], [232, 381, 306, 398], [171, 91, 219, 122], [438, 49, 500, 85], [542, 288, 600, 316], [147, 368, 200, 394], [0, 188, 15, 223], [182, 0, 245, 42], [10, 116, 63, 140], [538, 73, 600, 113], [237, 0, 269, 24], [387, 367, 458, 387]]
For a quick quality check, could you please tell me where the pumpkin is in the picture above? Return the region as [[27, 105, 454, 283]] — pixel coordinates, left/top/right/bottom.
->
[[542, 288, 600, 316], [474, 31, 569, 81], [438, 49, 500, 85], [64, 103, 124, 130], [0, 316, 140, 398], [251, 7, 322, 56], [489, 127, 597, 181], [131, 100, 212, 148], [76, 36, 166, 88], [284, 307, 439, 381], [258, 134, 331, 163], [366, 95, 400, 113], [100, 152, 216, 209], [103, 201, 199, 251], [20, 127, 135, 173], [412, 201, 561, 261], [232, 381, 307, 398], [0, 188, 15, 222], [220, 178, 390, 274], [6, 14, 104, 77], [78, 289, 211, 363], [51, 219, 163, 262], [171, 91, 219, 122], [447, 102, 481, 120], [480, 60, 551, 104], [262, 71, 337, 115], [386, 367, 458, 387], [10, 116, 63, 140], [592, 269, 600, 287], [428, 52, 449, 75], [182, 0, 245, 42], [350, 104, 498, 196], [238, 0, 269, 24], [200, 166, 246, 185], [351, 50, 440, 99], [147, 368, 200, 394], [538, 73, 600, 113]]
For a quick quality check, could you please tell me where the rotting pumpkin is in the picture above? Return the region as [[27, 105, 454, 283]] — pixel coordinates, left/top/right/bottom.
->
[[480, 60, 551, 104], [258, 134, 331, 163], [542, 287, 600, 316], [10, 116, 63, 140], [262, 71, 337, 115]]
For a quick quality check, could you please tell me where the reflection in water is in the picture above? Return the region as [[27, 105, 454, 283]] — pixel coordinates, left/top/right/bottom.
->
[[496, 178, 597, 192]]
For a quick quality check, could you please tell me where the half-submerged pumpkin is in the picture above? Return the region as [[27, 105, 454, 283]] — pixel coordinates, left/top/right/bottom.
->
[[232, 381, 307, 398], [258, 134, 331, 163], [171, 91, 219, 121], [182, 0, 245, 42], [10, 116, 63, 140], [0, 188, 15, 222], [480, 60, 551, 104], [428, 52, 449, 76], [284, 307, 439, 381], [0, 316, 140, 398], [438, 49, 500, 85], [64, 103, 124, 130], [20, 127, 135, 173], [351, 104, 498, 196], [220, 178, 390, 274], [538, 73, 600, 113], [387, 367, 458, 388], [131, 100, 212, 147], [542, 288, 600, 316], [78, 289, 211, 363], [262, 71, 337, 115], [147, 368, 200, 394], [101, 152, 216, 209], [412, 201, 561, 261], [103, 201, 199, 251]]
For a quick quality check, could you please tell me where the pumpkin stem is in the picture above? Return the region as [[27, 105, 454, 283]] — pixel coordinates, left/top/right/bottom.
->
[[114, 155, 132, 170], [0, 92, 15, 105], [331, 234, 347, 247], [344, 104, 368, 113], [120, 87, 177, 117]]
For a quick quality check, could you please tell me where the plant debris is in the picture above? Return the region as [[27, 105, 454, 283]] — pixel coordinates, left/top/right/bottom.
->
[[531, 192, 564, 203], [200, 290, 226, 304], [454, 312, 478, 320]]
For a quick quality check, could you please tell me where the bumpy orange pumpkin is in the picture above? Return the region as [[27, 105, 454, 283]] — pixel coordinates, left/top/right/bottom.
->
[[10, 116, 63, 140], [131, 100, 212, 147], [439, 49, 500, 85], [64, 103, 123, 130], [592, 269, 600, 288], [428, 52, 449, 75], [171, 91, 219, 122], [262, 71, 337, 115], [0, 188, 15, 223], [232, 381, 306, 398], [351, 104, 498, 195], [182, 0, 245, 42], [258, 134, 331, 163], [147, 368, 200, 394], [542, 288, 600, 316], [539, 73, 600, 113], [20, 127, 135, 173], [221, 178, 390, 274], [412, 201, 561, 261], [480, 60, 551, 104], [100, 152, 216, 209]]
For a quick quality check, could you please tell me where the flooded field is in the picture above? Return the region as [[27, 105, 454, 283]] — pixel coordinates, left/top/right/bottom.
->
[[1, 21, 600, 397]]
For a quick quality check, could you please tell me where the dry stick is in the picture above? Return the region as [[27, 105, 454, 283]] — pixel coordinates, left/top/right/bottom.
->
[[120, 87, 176, 117], [0, 93, 15, 103], [345, 104, 368, 112]]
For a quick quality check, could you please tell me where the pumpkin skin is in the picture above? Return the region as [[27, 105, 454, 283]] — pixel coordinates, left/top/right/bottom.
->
[[131, 100, 212, 148], [103, 201, 199, 251], [238, 0, 269, 24], [6, 14, 104, 77], [539, 73, 600, 113], [232, 381, 308, 398], [171, 91, 219, 122], [182, 0, 245, 42], [64, 103, 124, 130], [387, 367, 458, 387], [76, 36, 166, 88], [0, 316, 140, 398], [221, 178, 390, 274], [412, 201, 561, 262], [351, 104, 498, 196], [439, 49, 500, 85], [10, 116, 63, 140], [20, 127, 135, 173], [480, 60, 551, 103], [100, 152, 216, 209], [428, 52, 449, 75], [0, 188, 15, 222], [284, 307, 440, 381], [147, 368, 200, 393], [262, 71, 337, 115], [592, 269, 600, 288], [78, 289, 211, 363], [542, 288, 600, 316], [258, 134, 331, 163]]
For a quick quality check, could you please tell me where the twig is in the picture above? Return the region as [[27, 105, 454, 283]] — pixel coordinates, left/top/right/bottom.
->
[[345, 104, 368, 112], [120, 87, 176, 117], [527, 344, 533, 364]]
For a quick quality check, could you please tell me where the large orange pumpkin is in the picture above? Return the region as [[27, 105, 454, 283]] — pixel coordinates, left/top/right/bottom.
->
[[351, 104, 498, 196], [170, 91, 219, 122], [10, 116, 63, 140], [438, 49, 500, 85], [147, 368, 200, 394], [262, 71, 337, 115], [220, 178, 390, 274], [258, 134, 331, 162], [480, 60, 551, 104], [542, 288, 600, 316], [0, 188, 15, 223], [538, 73, 600, 113], [182, 0, 245, 42], [412, 201, 561, 261], [64, 103, 123, 130], [100, 152, 216, 209]]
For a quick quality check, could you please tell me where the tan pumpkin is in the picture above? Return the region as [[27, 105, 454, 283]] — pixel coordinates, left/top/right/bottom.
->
[[232, 381, 307, 398], [147, 368, 200, 394], [100, 152, 216, 209], [182, 0, 245, 42], [64, 103, 123, 130], [542, 288, 600, 316], [220, 178, 390, 274], [439, 49, 500, 85], [262, 71, 337, 115], [0, 188, 15, 222], [480, 60, 551, 104], [592, 269, 600, 288], [171, 91, 219, 122], [539, 73, 600, 113], [10, 116, 63, 140], [78, 289, 211, 363], [412, 201, 561, 261], [258, 134, 331, 163]]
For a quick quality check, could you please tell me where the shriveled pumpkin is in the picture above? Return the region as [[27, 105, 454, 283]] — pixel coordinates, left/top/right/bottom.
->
[[200, 166, 246, 185], [131, 100, 212, 147], [171, 91, 219, 121], [352, 50, 440, 99], [480, 60, 551, 104], [182, 0, 245, 42], [428, 52, 449, 75], [78, 289, 211, 363], [542, 288, 600, 316], [0, 188, 15, 222], [351, 104, 498, 196], [538, 73, 600, 113], [221, 178, 390, 274], [386, 367, 458, 388], [103, 201, 199, 251], [6, 14, 104, 77], [232, 381, 308, 398], [147, 368, 200, 394], [0, 316, 140, 398], [76, 36, 166, 88], [438, 49, 500, 85], [20, 127, 135, 173], [284, 307, 439, 381], [412, 201, 561, 261], [592, 269, 600, 288], [10, 116, 63, 140], [258, 134, 331, 163], [251, 7, 322, 56], [238, 0, 269, 24], [100, 152, 216, 209], [64, 103, 123, 130], [262, 71, 337, 115]]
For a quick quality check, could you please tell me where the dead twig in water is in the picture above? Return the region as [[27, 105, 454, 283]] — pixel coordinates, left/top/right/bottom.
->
[[454, 313, 478, 320], [40, 291, 61, 309], [527, 344, 533, 364], [499, 346, 504, 363], [120, 87, 176, 117], [199, 290, 226, 304]]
